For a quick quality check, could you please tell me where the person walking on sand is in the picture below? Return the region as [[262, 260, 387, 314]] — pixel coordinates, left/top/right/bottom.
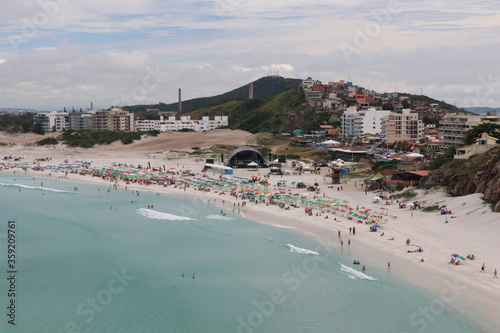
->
[[481, 263, 485, 273], [494, 269, 497, 278], [387, 261, 391, 269]]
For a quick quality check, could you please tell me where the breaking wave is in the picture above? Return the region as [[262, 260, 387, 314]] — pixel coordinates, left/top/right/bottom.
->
[[136, 208, 197, 221], [287, 244, 319, 255], [0, 182, 72, 193], [205, 214, 235, 221], [340, 264, 378, 281]]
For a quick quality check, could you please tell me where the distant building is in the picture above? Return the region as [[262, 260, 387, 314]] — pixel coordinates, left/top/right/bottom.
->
[[134, 116, 228, 132], [381, 109, 424, 144], [454, 132, 500, 159], [440, 112, 500, 147], [340, 107, 389, 140], [91, 107, 134, 132], [67, 110, 96, 130], [34, 111, 68, 133]]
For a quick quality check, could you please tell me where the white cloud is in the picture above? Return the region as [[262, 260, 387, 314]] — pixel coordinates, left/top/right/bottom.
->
[[0, 0, 499, 108]]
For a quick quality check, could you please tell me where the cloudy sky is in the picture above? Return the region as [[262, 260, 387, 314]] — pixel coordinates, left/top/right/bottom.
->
[[1, 0, 499, 110]]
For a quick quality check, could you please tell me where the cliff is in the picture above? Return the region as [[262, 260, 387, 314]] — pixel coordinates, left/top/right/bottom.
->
[[420, 147, 500, 212]]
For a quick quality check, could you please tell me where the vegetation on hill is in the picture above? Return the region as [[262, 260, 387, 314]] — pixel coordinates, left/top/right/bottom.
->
[[123, 76, 301, 114], [58, 130, 160, 148], [185, 87, 310, 133]]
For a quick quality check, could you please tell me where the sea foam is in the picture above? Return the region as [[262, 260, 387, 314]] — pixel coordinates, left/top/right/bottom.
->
[[0, 182, 72, 193], [136, 208, 197, 221], [340, 264, 378, 281], [205, 214, 235, 221], [287, 244, 319, 255]]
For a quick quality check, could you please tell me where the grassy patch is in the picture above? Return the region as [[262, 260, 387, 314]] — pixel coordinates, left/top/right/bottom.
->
[[36, 137, 59, 145], [421, 205, 440, 212], [480, 197, 495, 211], [392, 190, 417, 200]]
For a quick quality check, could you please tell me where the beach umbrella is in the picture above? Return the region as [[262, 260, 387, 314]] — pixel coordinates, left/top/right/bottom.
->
[[451, 254, 459, 257], [458, 256, 466, 261]]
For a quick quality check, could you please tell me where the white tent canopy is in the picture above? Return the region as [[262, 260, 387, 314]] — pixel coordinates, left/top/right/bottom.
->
[[247, 161, 259, 167], [405, 153, 424, 158], [322, 140, 340, 145]]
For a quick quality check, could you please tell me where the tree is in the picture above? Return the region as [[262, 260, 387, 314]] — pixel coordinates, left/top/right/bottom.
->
[[429, 147, 456, 170], [32, 123, 45, 135], [422, 116, 440, 127], [382, 103, 392, 110], [464, 123, 500, 145]]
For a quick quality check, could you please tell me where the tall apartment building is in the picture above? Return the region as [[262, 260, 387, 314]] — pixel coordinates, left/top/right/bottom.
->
[[34, 111, 68, 133], [381, 109, 424, 144], [440, 111, 500, 147], [67, 110, 95, 130], [91, 107, 134, 132]]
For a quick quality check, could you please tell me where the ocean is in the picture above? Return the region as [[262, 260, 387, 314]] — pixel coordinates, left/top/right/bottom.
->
[[0, 173, 484, 333]]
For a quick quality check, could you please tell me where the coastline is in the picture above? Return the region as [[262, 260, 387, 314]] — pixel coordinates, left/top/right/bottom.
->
[[1, 147, 500, 332]]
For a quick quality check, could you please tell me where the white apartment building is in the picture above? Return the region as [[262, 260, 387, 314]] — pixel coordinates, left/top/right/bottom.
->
[[340, 107, 389, 140], [34, 111, 68, 132], [135, 116, 228, 132]]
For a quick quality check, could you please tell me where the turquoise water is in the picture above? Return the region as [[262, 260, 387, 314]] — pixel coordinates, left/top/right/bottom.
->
[[0, 173, 483, 333]]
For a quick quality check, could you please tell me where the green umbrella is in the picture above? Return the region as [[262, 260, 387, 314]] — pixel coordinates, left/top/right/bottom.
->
[[458, 256, 466, 261]]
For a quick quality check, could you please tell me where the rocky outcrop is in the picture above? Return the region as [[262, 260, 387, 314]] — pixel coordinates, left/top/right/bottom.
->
[[420, 147, 500, 212]]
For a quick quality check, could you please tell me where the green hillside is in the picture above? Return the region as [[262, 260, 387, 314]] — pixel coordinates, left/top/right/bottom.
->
[[123, 76, 301, 114], [186, 87, 312, 133]]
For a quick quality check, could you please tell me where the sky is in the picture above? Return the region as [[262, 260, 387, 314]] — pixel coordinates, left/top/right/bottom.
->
[[0, 0, 499, 110]]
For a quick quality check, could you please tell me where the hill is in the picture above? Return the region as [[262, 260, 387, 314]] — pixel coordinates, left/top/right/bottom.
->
[[420, 147, 500, 212], [397, 93, 464, 113], [465, 107, 500, 115], [122, 76, 301, 114], [185, 87, 316, 133]]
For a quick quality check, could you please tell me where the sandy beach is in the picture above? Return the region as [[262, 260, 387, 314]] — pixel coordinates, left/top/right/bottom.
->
[[2, 130, 500, 331]]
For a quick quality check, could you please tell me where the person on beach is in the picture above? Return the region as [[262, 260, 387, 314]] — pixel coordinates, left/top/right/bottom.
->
[[362, 265, 366, 272], [481, 263, 485, 273], [494, 269, 497, 278], [387, 261, 391, 269], [352, 227, 355, 235], [192, 273, 195, 279], [349, 227, 352, 234]]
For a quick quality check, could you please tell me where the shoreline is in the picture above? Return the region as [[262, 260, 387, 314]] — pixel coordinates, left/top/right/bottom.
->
[[2, 150, 500, 332]]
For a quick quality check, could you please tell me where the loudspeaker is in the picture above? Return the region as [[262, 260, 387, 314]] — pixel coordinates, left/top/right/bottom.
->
[[278, 156, 286, 163]]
